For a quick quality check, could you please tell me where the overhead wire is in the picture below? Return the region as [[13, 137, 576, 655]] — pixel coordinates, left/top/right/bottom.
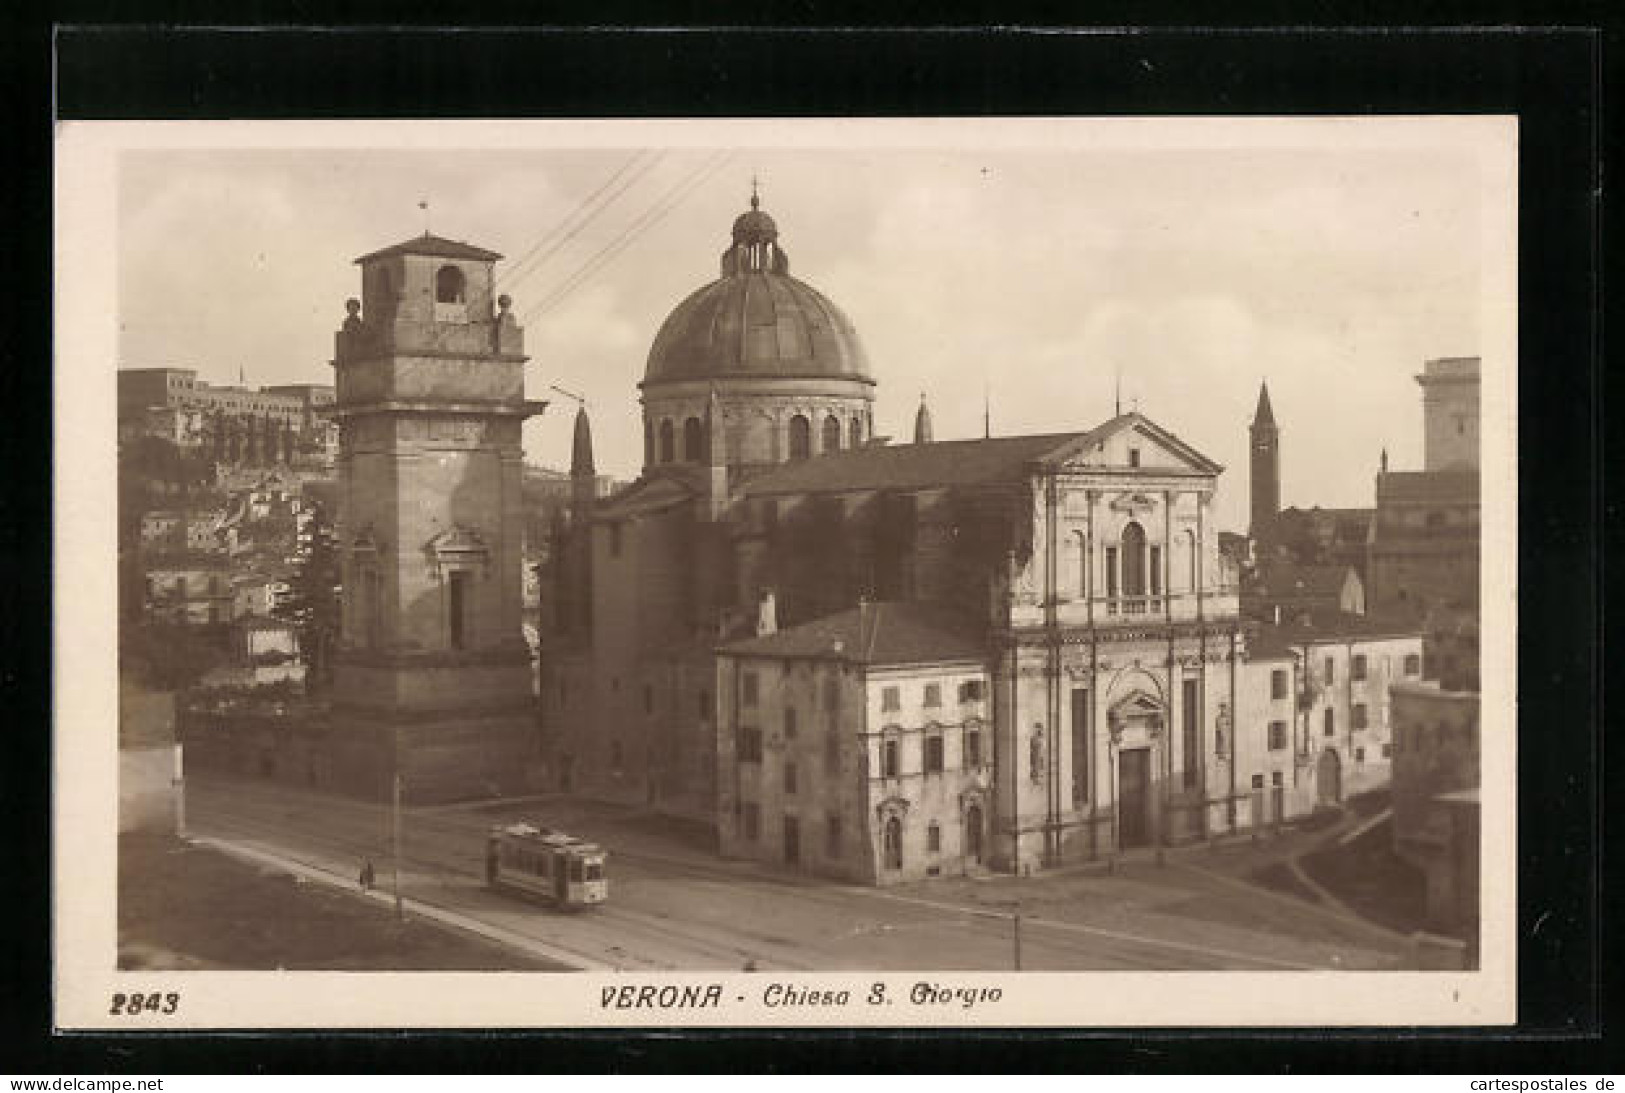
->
[[496, 149, 665, 298], [522, 149, 736, 325]]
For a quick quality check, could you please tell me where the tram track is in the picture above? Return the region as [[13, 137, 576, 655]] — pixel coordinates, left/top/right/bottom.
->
[[184, 776, 1348, 971]]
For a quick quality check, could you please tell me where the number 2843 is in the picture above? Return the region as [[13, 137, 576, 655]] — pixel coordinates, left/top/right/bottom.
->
[[110, 992, 179, 1015]]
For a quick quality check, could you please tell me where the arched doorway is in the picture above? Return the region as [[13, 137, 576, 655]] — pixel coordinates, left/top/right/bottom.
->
[[883, 815, 903, 871], [965, 804, 984, 865], [1317, 748, 1342, 805]]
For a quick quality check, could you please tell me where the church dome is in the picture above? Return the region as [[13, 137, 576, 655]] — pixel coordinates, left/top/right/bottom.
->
[[643, 194, 872, 387]]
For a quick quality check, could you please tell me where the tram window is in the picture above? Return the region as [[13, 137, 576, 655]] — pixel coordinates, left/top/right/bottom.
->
[[583, 861, 604, 881], [569, 859, 584, 882]]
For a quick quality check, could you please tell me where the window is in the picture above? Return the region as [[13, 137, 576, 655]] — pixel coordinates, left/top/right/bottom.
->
[[884, 816, 903, 870], [1105, 547, 1119, 597], [737, 726, 762, 763], [1128, 448, 1141, 467], [1349, 654, 1367, 682], [783, 762, 798, 795], [1272, 772, 1284, 787], [742, 802, 760, 841], [1324, 656, 1335, 683], [923, 683, 941, 707], [783, 705, 798, 738], [1323, 708, 1336, 737], [1404, 653, 1421, 676], [659, 420, 675, 463], [682, 417, 704, 462], [1271, 670, 1288, 700], [742, 671, 759, 708], [1252, 773, 1265, 790], [881, 685, 900, 712], [1352, 703, 1369, 730], [1382, 743, 1392, 758], [434, 265, 466, 304], [959, 679, 984, 703], [1149, 545, 1162, 596], [1268, 721, 1288, 751], [826, 815, 842, 859], [1355, 747, 1366, 764], [1181, 680, 1199, 789], [965, 728, 982, 769], [927, 822, 941, 853], [1121, 522, 1147, 596], [849, 418, 863, 448], [923, 734, 944, 774], [447, 570, 471, 650], [643, 420, 654, 466], [881, 738, 900, 778], [788, 414, 811, 460], [1070, 688, 1089, 805], [822, 414, 842, 453]]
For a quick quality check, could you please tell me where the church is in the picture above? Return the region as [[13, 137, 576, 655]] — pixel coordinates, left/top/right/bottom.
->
[[533, 192, 1424, 883]]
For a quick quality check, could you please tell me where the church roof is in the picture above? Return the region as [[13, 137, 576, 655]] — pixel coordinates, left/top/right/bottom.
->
[[740, 412, 1221, 496], [354, 233, 503, 265], [720, 601, 987, 667], [740, 431, 1095, 496], [1252, 382, 1277, 428], [643, 195, 872, 386]]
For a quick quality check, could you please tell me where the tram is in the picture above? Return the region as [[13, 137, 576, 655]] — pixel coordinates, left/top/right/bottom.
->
[[485, 822, 608, 910]]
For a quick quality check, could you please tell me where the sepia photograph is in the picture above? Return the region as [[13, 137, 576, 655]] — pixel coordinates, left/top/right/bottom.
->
[[54, 116, 1516, 1028]]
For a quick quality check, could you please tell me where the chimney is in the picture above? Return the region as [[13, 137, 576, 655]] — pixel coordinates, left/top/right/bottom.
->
[[757, 589, 777, 637]]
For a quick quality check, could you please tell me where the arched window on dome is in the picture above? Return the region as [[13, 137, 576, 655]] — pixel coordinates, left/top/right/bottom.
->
[[788, 415, 811, 461], [435, 265, 466, 304], [1121, 521, 1148, 597], [683, 417, 703, 462], [643, 420, 654, 467], [822, 414, 842, 454], [849, 417, 863, 449], [659, 420, 675, 464]]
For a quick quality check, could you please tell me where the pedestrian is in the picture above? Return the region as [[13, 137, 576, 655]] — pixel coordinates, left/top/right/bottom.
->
[[360, 859, 375, 891]]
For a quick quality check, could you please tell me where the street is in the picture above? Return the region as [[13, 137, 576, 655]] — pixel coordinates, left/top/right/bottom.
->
[[182, 773, 1407, 972]]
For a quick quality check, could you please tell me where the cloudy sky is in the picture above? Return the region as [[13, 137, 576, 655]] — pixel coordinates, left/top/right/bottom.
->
[[115, 120, 1507, 532]]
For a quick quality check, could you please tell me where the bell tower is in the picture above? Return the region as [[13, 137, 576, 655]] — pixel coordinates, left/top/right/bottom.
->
[[328, 232, 545, 802], [1249, 381, 1280, 548]]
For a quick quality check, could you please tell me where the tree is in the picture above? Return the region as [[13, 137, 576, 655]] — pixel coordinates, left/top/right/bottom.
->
[[274, 502, 341, 690]]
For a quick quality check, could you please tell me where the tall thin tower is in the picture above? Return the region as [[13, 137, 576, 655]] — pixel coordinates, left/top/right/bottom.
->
[[328, 232, 544, 802], [1249, 381, 1280, 547]]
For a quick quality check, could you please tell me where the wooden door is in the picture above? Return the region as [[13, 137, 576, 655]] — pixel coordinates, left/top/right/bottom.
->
[[1118, 747, 1152, 848]]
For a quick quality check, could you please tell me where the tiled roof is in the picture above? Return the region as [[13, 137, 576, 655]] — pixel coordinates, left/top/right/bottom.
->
[[740, 431, 1096, 497], [354, 233, 503, 265], [720, 601, 988, 667], [592, 467, 704, 519], [1255, 563, 1355, 600], [1249, 611, 1422, 652], [1377, 470, 1479, 502]]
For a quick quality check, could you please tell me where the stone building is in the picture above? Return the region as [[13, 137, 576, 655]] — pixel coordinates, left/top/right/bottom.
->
[[1244, 561, 1366, 622], [325, 232, 544, 801], [118, 367, 335, 467], [1367, 357, 1481, 620], [535, 193, 1424, 881]]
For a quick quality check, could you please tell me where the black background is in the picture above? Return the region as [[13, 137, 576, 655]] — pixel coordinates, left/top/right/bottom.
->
[[4, 11, 1611, 1075]]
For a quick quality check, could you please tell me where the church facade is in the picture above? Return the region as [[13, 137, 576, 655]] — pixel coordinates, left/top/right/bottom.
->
[[538, 195, 1422, 881]]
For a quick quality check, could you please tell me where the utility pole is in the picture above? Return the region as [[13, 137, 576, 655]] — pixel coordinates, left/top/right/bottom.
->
[[1001, 900, 1023, 970], [392, 769, 404, 920]]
